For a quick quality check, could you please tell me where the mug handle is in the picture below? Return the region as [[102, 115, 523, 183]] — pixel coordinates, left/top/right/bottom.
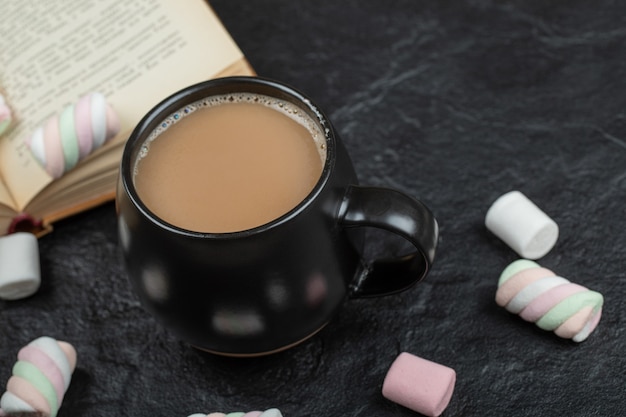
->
[[338, 185, 439, 297]]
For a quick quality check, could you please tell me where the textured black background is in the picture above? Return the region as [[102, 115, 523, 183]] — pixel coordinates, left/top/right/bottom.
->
[[1, 1, 625, 416]]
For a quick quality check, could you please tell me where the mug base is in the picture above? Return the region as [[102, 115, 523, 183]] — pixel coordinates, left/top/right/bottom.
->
[[193, 323, 328, 357]]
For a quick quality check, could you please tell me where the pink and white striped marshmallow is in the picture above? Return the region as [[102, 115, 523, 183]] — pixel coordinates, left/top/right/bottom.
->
[[0, 94, 11, 136], [26, 92, 120, 179], [0, 337, 77, 417], [496, 259, 604, 342], [187, 409, 282, 417]]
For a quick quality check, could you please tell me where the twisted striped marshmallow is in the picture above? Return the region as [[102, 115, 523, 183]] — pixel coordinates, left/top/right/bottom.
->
[[0, 94, 11, 136], [496, 259, 603, 342], [0, 337, 77, 417], [26, 92, 120, 179], [187, 409, 283, 417]]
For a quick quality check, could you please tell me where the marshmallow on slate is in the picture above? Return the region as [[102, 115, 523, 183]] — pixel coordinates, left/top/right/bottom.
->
[[26, 92, 120, 179], [485, 190, 559, 260], [496, 259, 604, 342], [187, 410, 282, 417], [0, 232, 41, 300], [382, 352, 456, 417], [0, 94, 11, 136], [0, 337, 77, 417]]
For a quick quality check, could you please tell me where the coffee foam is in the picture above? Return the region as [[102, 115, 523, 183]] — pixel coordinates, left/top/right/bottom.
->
[[134, 93, 328, 178]]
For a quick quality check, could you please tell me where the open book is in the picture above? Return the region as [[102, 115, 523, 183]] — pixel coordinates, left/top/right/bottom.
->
[[0, 0, 254, 236]]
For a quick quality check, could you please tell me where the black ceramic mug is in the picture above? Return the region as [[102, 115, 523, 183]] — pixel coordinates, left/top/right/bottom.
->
[[116, 76, 438, 356]]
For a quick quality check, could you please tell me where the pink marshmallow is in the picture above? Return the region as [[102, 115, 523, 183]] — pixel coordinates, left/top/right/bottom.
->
[[495, 267, 554, 307], [382, 352, 456, 417], [519, 283, 587, 322], [17, 346, 66, 404], [105, 104, 120, 143], [6, 376, 50, 416], [74, 94, 94, 158], [57, 342, 77, 374], [43, 116, 65, 180], [26, 92, 120, 179], [0, 96, 11, 135]]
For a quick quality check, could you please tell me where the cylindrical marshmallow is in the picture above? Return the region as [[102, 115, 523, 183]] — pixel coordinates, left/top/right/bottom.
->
[[26, 92, 120, 179], [496, 259, 603, 342], [0, 94, 11, 136], [0, 337, 77, 417], [382, 352, 456, 417], [187, 410, 282, 417], [485, 190, 559, 259], [258, 411, 281, 417], [0, 232, 41, 300]]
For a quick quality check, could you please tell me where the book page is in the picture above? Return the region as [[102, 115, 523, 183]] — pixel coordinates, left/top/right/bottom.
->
[[0, 179, 14, 213], [0, 0, 244, 210]]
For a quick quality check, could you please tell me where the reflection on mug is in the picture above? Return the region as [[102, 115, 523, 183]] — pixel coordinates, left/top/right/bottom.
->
[[141, 264, 170, 303], [306, 272, 328, 307], [212, 308, 265, 337], [265, 277, 290, 311], [117, 214, 131, 252]]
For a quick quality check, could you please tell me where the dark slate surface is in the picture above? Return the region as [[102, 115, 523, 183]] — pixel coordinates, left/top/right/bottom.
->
[[1, 1, 625, 416]]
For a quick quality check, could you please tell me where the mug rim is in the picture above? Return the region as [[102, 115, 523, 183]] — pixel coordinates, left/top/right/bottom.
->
[[120, 76, 335, 239]]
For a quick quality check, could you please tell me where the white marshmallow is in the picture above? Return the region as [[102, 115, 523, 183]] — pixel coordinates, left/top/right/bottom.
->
[[0, 232, 41, 300], [485, 191, 559, 260], [260, 410, 283, 417]]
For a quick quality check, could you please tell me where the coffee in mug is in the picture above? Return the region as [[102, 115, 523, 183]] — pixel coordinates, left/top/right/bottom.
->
[[117, 76, 438, 356], [133, 94, 326, 233]]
